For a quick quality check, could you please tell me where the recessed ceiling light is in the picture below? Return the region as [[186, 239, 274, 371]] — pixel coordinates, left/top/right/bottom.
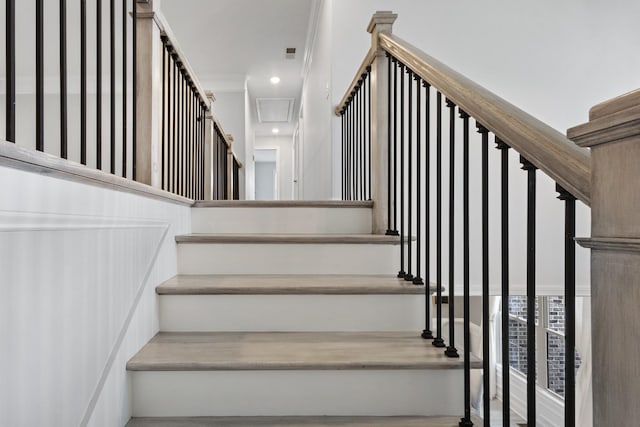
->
[[270, 76, 281, 85], [272, 128, 280, 134]]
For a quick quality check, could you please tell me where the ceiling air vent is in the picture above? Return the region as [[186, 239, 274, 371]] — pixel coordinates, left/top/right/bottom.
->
[[285, 47, 296, 59]]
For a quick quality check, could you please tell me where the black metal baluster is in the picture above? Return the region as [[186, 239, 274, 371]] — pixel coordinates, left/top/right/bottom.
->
[[521, 155, 537, 427], [6, 0, 15, 142], [405, 68, 414, 282], [459, 110, 473, 427], [367, 66, 372, 200], [433, 91, 445, 348], [186, 83, 191, 198], [132, 0, 137, 178], [386, 54, 393, 231], [122, 0, 128, 177], [478, 124, 490, 424], [346, 100, 351, 200], [80, 0, 87, 163], [161, 39, 166, 189], [557, 184, 576, 427], [413, 74, 423, 286], [398, 62, 406, 279], [391, 57, 398, 235], [445, 99, 459, 358], [361, 75, 366, 200], [179, 69, 184, 196], [96, 0, 102, 167], [36, 0, 44, 151], [60, 0, 68, 158], [355, 85, 360, 200], [172, 55, 177, 194], [110, 0, 115, 173], [421, 81, 434, 341], [497, 137, 511, 427], [341, 111, 345, 199]]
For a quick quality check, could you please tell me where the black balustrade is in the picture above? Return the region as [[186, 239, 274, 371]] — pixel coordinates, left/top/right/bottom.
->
[[336, 50, 584, 426]]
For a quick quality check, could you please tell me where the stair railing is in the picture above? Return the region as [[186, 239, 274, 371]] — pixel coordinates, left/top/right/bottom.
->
[[1, 0, 239, 201], [336, 11, 593, 427]]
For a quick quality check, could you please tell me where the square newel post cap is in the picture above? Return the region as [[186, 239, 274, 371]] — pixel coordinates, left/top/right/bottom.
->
[[205, 90, 216, 104], [367, 11, 398, 34], [367, 11, 397, 52]]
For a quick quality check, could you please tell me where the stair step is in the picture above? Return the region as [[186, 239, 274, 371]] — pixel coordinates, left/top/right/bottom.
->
[[157, 275, 425, 295], [191, 200, 372, 234], [128, 332, 479, 417], [176, 235, 406, 275], [127, 332, 479, 371], [157, 276, 427, 332], [175, 234, 401, 244], [126, 415, 482, 426]]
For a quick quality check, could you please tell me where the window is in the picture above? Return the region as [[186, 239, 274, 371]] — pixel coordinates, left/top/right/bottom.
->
[[497, 296, 581, 398]]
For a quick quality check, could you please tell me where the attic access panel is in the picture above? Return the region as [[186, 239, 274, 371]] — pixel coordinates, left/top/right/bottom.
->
[[256, 98, 295, 123]]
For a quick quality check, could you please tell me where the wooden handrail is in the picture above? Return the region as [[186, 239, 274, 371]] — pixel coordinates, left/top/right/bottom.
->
[[334, 47, 376, 115], [138, 8, 210, 109], [378, 32, 591, 205]]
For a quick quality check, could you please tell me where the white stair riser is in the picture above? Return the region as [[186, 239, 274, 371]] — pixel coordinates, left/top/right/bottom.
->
[[191, 207, 372, 234], [131, 370, 464, 417], [177, 243, 400, 275], [159, 294, 425, 332]]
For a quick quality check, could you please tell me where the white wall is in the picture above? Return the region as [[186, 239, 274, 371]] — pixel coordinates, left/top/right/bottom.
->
[[244, 85, 256, 200], [300, 0, 334, 200], [254, 135, 294, 200], [211, 91, 246, 199], [0, 164, 190, 427]]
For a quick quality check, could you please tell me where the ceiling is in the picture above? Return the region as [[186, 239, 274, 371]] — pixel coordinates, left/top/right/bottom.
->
[[161, 0, 314, 137]]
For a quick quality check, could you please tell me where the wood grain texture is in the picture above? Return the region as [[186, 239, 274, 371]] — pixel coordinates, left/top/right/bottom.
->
[[126, 415, 483, 427], [576, 237, 640, 253], [377, 33, 591, 205], [157, 275, 427, 295], [0, 140, 193, 206], [589, 88, 640, 121], [126, 332, 482, 371], [193, 200, 373, 208], [175, 234, 404, 245], [568, 104, 640, 148]]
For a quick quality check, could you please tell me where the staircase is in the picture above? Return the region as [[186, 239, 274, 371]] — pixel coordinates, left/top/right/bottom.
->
[[126, 201, 480, 426]]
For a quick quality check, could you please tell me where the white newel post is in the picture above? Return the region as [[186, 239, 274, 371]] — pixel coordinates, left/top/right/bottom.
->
[[226, 135, 234, 200], [135, 0, 163, 187], [203, 91, 215, 200], [368, 11, 397, 234], [568, 89, 640, 427]]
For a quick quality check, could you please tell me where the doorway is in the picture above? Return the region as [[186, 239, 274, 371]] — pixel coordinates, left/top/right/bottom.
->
[[254, 149, 278, 200]]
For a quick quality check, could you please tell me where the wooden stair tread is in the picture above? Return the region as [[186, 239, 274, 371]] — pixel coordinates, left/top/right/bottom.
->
[[126, 331, 481, 371], [193, 200, 373, 208], [126, 415, 483, 426], [157, 275, 427, 295], [175, 234, 403, 244]]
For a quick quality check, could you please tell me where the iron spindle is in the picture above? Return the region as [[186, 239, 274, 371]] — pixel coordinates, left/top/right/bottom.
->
[[132, 0, 137, 179], [459, 110, 473, 427], [557, 184, 576, 427], [80, 0, 87, 163], [97, 0, 103, 167], [421, 80, 434, 340], [478, 123, 490, 424], [386, 54, 393, 232], [361, 73, 366, 200], [497, 137, 511, 427], [110, 0, 115, 174], [392, 57, 398, 234], [405, 68, 414, 282], [398, 63, 406, 279], [445, 98, 459, 358], [172, 55, 177, 193], [122, 0, 128, 177], [36, 0, 44, 151], [6, 0, 15, 142], [367, 66, 372, 200], [433, 91, 445, 348], [60, 0, 68, 158], [413, 75, 424, 286], [521, 155, 537, 427], [341, 111, 345, 199], [161, 39, 167, 189]]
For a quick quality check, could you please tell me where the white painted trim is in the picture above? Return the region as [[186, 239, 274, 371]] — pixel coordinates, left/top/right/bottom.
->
[[496, 364, 565, 427], [0, 210, 168, 232], [80, 225, 170, 426]]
